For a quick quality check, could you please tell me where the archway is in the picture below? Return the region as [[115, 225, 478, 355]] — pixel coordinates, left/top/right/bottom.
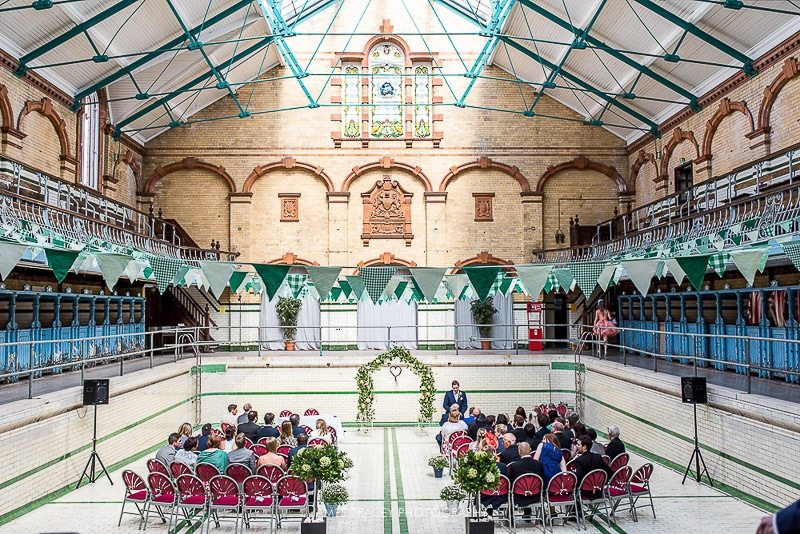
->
[[355, 346, 435, 426]]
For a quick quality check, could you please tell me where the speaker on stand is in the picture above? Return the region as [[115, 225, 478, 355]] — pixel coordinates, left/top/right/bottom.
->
[[681, 376, 712, 486], [76, 379, 113, 488]]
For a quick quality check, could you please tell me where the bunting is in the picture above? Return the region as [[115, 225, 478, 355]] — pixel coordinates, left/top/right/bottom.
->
[[360, 267, 395, 303], [228, 271, 249, 294], [305, 266, 342, 300], [45, 248, 82, 284], [568, 261, 606, 294], [445, 274, 470, 301], [675, 255, 710, 290], [664, 258, 686, 285], [0, 241, 28, 281], [596, 264, 618, 291], [253, 264, 291, 301], [464, 266, 501, 301], [730, 246, 769, 286], [409, 267, 447, 303], [622, 259, 662, 296], [515, 265, 552, 298], [345, 275, 365, 300], [199, 261, 236, 299], [95, 253, 133, 291]]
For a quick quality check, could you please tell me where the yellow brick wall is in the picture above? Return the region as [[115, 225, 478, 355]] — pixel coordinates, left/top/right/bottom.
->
[[771, 75, 800, 154]]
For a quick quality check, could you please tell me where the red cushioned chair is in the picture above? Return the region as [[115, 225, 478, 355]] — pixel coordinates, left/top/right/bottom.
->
[[561, 448, 572, 463], [545, 471, 578, 532], [258, 437, 270, 446], [448, 435, 473, 475], [479, 474, 510, 528], [510, 473, 544, 532], [170, 462, 192, 479], [118, 470, 148, 528], [328, 426, 338, 444], [196, 463, 220, 486], [276, 475, 310, 527], [252, 444, 268, 458], [605, 465, 634, 522], [308, 438, 328, 447], [578, 469, 610, 529], [147, 458, 170, 477], [208, 475, 242, 532], [304, 408, 319, 416], [556, 404, 568, 417], [629, 463, 655, 520], [243, 475, 277, 534], [301, 425, 313, 435], [565, 459, 577, 472], [279, 410, 293, 418], [143, 472, 177, 531], [244, 437, 254, 450], [257, 464, 285, 485], [610, 452, 630, 473], [277, 445, 292, 456], [175, 474, 208, 531], [226, 463, 252, 487], [601, 455, 611, 466]]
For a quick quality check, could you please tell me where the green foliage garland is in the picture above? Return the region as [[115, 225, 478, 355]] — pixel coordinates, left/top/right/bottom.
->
[[355, 346, 435, 425], [276, 297, 302, 340], [453, 450, 501, 494]]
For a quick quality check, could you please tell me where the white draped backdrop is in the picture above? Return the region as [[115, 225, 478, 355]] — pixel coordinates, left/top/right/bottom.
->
[[259, 292, 321, 350], [357, 299, 418, 350], [454, 294, 515, 349]]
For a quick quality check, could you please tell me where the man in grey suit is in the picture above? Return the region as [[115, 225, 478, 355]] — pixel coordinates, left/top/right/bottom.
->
[[237, 403, 253, 425], [155, 433, 180, 466], [228, 433, 257, 473]]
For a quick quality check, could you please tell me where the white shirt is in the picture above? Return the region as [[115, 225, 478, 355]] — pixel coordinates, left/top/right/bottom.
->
[[222, 413, 238, 429], [440, 420, 468, 446], [309, 430, 332, 444]]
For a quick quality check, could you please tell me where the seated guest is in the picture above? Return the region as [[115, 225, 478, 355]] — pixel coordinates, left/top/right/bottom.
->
[[485, 414, 496, 431], [289, 413, 305, 437], [523, 423, 537, 448], [279, 420, 298, 447], [508, 442, 544, 482], [571, 423, 588, 457], [257, 413, 279, 440], [222, 426, 236, 452], [552, 421, 571, 450], [467, 413, 487, 440], [493, 425, 508, 454], [514, 406, 527, 422], [155, 433, 180, 466], [197, 434, 229, 473], [499, 433, 520, 464], [238, 411, 261, 443], [574, 436, 612, 498], [257, 437, 287, 470], [463, 407, 478, 426], [530, 414, 551, 451], [237, 403, 253, 425], [288, 433, 309, 467], [511, 414, 527, 443], [557, 417, 574, 442], [175, 437, 198, 468], [533, 434, 566, 483], [604, 426, 626, 460], [439, 409, 468, 450], [196, 423, 213, 451], [309, 419, 333, 444], [228, 433, 256, 473], [470, 427, 488, 451], [496, 414, 509, 428], [586, 428, 605, 455], [547, 409, 558, 429], [176, 423, 193, 448], [566, 413, 580, 436], [222, 404, 238, 430]]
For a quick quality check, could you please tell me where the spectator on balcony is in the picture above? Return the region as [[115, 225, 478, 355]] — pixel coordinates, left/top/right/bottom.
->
[[228, 433, 257, 473], [155, 433, 179, 466], [237, 403, 253, 425], [257, 413, 279, 440], [222, 404, 238, 430], [175, 437, 198, 468], [196, 423, 213, 452], [605, 426, 626, 460], [279, 420, 298, 447], [176, 422, 193, 448], [198, 434, 229, 474], [238, 411, 260, 443]]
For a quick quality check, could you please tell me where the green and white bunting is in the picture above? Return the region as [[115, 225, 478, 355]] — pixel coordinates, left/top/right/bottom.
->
[[360, 267, 395, 303], [45, 248, 82, 284], [345, 275, 365, 301], [145, 254, 185, 294], [0, 241, 28, 281], [95, 253, 133, 291], [253, 264, 291, 301], [675, 255, 710, 290], [568, 261, 606, 294], [464, 266, 501, 301], [228, 271, 249, 294], [305, 266, 342, 300], [409, 267, 447, 303], [552, 268, 575, 293], [284, 274, 308, 298], [708, 252, 730, 277], [515, 265, 552, 298], [445, 274, 470, 301], [781, 241, 800, 271], [664, 258, 686, 284], [622, 259, 662, 296], [596, 264, 618, 290], [199, 261, 237, 299], [730, 246, 769, 286]]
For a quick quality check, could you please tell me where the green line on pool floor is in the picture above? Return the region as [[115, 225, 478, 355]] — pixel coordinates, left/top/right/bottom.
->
[[384, 427, 392, 534], [391, 428, 409, 534]]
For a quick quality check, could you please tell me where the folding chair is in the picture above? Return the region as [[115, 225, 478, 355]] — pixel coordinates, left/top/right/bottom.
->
[[565, 459, 577, 472], [257, 437, 270, 446], [448, 436, 472, 474], [279, 410, 293, 418], [196, 463, 220, 486], [479, 474, 511, 528], [301, 425, 313, 435], [243, 475, 277, 534], [561, 449, 572, 463], [276, 475, 311, 527], [147, 458, 170, 477], [629, 463, 655, 520], [308, 438, 328, 447], [252, 444, 268, 458], [610, 453, 630, 473], [544, 472, 578, 533], [556, 404, 568, 417], [510, 473, 544, 532], [577, 469, 610, 528], [328, 427, 338, 444], [277, 445, 293, 457], [226, 463, 252, 488], [170, 462, 193, 478], [601, 455, 611, 466], [143, 472, 177, 531], [175, 474, 209, 532], [304, 409, 319, 416], [118, 470, 148, 528], [605, 466, 634, 523], [258, 464, 285, 485], [208, 475, 241, 533], [244, 438, 254, 449]]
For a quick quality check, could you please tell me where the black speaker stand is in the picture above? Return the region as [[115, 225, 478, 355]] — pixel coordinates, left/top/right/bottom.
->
[[682, 401, 713, 486], [76, 404, 112, 488]]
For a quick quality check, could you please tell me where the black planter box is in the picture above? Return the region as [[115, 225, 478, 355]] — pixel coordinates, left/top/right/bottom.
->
[[301, 518, 326, 534], [465, 516, 494, 534]]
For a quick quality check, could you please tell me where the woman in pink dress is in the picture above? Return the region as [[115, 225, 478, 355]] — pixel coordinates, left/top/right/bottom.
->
[[593, 300, 619, 357]]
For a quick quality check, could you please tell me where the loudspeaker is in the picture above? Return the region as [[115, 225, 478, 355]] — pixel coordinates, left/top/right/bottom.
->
[[681, 377, 707, 404], [83, 379, 109, 405]]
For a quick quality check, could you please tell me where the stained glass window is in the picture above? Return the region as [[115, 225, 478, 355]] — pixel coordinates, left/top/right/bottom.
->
[[342, 64, 361, 138], [413, 65, 431, 138], [369, 43, 405, 139]]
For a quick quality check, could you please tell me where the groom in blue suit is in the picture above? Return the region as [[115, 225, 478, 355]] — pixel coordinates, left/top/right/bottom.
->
[[443, 380, 468, 416]]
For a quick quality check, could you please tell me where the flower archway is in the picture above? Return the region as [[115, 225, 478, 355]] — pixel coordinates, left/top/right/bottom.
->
[[355, 346, 435, 426]]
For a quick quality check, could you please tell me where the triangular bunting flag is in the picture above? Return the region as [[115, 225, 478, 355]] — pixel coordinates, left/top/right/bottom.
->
[[730, 247, 769, 286], [515, 265, 552, 298], [675, 255, 710, 290], [596, 264, 617, 290], [359, 267, 395, 303], [253, 264, 291, 301], [145, 255, 184, 294], [328, 286, 342, 302], [345, 275, 365, 300], [199, 261, 237, 299], [781, 241, 800, 271], [445, 274, 470, 301], [0, 241, 28, 281], [306, 266, 341, 300], [229, 271, 249, 293], [45, 248, 81, 283], [394, 280, 408, 300], [552, 268, 575, 293], [95, 253, 132, 291], [568, 261, 606, 295], [464, 267, 501, 301], [708, 253, 730, 277], [664, 258, 686, 285], [410, 267, 447, 303], [173, 265, 192, 286], [622, 260, 661, 296]]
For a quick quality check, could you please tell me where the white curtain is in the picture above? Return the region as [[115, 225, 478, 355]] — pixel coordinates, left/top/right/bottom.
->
[[454, 294, 515, 349], [357, 299, 418, 349], [259, 292, 321, 350]]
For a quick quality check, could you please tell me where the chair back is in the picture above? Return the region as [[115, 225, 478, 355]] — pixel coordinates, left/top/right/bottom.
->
[[212, 428, 225, 438], [277, 476, 307, 500], [221, 422, 231, 434], [176, 474, 206, 500], [556, 404, 568, 417], [252, 444, 268, 457], [257, 437, 270, 446], [195, 463, 220, 484], [450, 436, 472, 452], [565, 459, 577, 472], [301, 425, 313, 435], [481, 474, 510, 496], [147, 472, 175, 500], [209, 475, 240, 501], [244, 438, 254, 449], [277, 445, 292, 456], [328, 427, 338, 443], [512, 473, 543, 498], [546, 471, 577, 497], [454, 443, 470, 459], [257, 464, 285, 484], [243, 475, 274, 500], [308, 439, 327, 447], [226, 463, 252, 485], [122, 470, 146, 492], [170, 462, 192, 478], [561, 448, 571, 462], [579, 469, 608, 494], [279, 410, 293, 418], [448, 431, 467, 445], [631, 463, 654, 486], [147, 459, 169, 476], [610, 453, 630, 472], [304, 409, 319, 416], [608, 466, 633, 491], [601, 455, 610, 465]]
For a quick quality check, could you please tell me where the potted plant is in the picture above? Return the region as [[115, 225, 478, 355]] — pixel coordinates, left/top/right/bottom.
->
[[440, 484, 466, 514], [470, 297, 497, 350], [321, 484, 348, 517], [276, 296, 302, 350], [453, 450, 501, 533], [290, 444, 351, 533], [429, 455, 448, 478]]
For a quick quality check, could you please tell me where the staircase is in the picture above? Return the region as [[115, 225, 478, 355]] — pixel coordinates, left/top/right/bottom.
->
[[148, 285, 218, 343]]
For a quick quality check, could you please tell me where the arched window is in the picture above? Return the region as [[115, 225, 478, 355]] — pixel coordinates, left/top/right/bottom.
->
[[80, 93, 100, 189], [369, 42, 405, 138]]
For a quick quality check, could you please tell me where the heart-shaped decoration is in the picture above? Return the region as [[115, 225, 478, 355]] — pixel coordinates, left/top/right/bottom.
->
[[388, 365, 403, 380]]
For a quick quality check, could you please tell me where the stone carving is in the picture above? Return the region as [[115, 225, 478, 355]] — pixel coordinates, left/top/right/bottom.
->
[[279, 193, 300, 222], [473, 193, 494, 221], [362, 174, 413, 245]]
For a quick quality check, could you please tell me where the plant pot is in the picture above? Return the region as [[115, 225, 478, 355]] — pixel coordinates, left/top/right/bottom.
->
[[446, 500, 460, 514], [433, 467, 444, 478], [324, 503, 338, 517], [301, 517, 326, 533], [480, 340, 492, 351], [284, 340, 296, 351], [465, 516, 494, 533]]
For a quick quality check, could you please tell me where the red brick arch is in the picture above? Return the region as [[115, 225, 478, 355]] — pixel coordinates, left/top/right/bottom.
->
[[537, 156, 628, 194], [16, 97, 72, 162], [357, 252, 417, 267], [144, 157, 236, 194], [242, 156, 334, 193], [701, 98, 755, 159], [757, 57, 799, 133], [267, 252, 320, 266], [341, 156, 432, 192], [454, 251, 514, 267], [0, 85, 12, 132], [439, 156, 531, 192], [629, 150, 657, 188], [659, 128, 699, 177]]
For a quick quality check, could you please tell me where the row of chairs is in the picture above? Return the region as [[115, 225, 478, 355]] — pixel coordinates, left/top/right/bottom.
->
[[120, 471, 311, 533], [213, 427, 337, 446], [478, 463, 655, 533], [279, 409, 319, 417], [148, 459, 293, 487]]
